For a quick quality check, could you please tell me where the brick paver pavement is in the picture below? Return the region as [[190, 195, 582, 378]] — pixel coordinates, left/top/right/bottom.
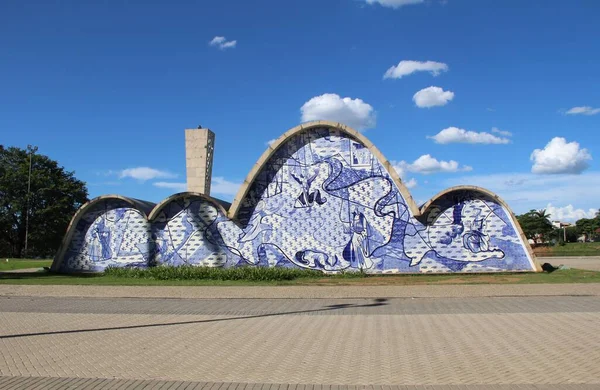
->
[[0, 376, 599, 390], [1, 294, 600, 389]]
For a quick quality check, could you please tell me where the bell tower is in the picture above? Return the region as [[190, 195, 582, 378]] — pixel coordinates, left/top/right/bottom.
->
[[185, 126, 215, 195]]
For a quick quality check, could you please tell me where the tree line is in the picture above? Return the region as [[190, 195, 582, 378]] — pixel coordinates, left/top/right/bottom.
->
[[0, 145, 88, 258], [516, 209, 600, 244]]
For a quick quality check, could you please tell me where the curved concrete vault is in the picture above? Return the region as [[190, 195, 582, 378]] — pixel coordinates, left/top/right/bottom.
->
[[53, 121, 540, 273]]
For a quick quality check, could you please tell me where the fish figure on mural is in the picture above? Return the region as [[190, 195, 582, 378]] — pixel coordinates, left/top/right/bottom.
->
[[404, 199, 507, 266]]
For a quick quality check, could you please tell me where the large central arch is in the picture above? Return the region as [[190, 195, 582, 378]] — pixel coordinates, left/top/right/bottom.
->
[[228, 120, 421, 221]]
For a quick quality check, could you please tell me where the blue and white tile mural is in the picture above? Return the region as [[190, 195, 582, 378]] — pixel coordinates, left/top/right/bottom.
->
[[54, 125, 538, 273], [61, 199, 152, 272]]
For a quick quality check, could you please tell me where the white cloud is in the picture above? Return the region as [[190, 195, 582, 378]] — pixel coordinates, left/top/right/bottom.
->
[[119, 167, 177, 181], [266, 139, 277, 147], [412, 86, 454, 108], [545, 204, 598, 223], [365, 0, 425, 8], [211, 176, 241, 196], [530, 137, 592, 174], [491, 127, 512, 137], [300, 93, 376, 131], [209, 36, 225, 46], [153, 182, 187, 192], [427, 127, 511, 144], [393, 154, 472, 175], [383, 60, 448, 79], [442, 172, 600, 215], [390, 162, 417, 188], [404, 178, 418, 189], [209, 36, 237, 50], [565, 106, 600, 116]]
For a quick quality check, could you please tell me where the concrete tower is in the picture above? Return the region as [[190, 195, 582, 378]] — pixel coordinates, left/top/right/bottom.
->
[[185, 127, 215, 195]]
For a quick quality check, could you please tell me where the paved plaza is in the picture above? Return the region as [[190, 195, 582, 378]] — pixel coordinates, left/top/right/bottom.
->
[[1, 282, 600, 389], [547, 256, 600, 271]]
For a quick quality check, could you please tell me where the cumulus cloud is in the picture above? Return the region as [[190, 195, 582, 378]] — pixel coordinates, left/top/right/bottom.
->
[[153, 182, 187, 191], [404, 178, 418, 189], [365, 0, 425, 8], [300, 93, 376, 131], [427, 127, 511, 144], [393, 154, 472, 175], [530, 137, 592, 174], [266, 139, 277, 147], [390, 162, 417, 188], [209, 36, 237, 50], [565, 106, 600, 116], [383, 60, 448, 79], [491, 127, 512, 137], [211, 176, 242, 196], [119, 167, 177, 181], [412, 86, 454, 108], [545, 204, 598, 222]]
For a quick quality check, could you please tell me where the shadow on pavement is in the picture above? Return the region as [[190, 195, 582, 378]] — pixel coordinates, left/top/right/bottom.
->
[[0, 298, 388, 340]]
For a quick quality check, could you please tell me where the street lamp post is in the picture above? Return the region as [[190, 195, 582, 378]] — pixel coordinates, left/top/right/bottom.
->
[[24, 145, 36, 254]]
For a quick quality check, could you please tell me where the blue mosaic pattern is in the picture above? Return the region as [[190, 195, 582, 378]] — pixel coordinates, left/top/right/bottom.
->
[[151, 197, 229, 267], [57, 127, 536, 273], [61, 200, 152, 272]]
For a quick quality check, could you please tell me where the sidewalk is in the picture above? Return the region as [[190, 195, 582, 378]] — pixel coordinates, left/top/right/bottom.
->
[[1, 282, 599, 299]]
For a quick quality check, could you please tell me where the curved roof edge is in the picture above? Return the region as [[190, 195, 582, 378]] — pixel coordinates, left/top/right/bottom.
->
[[420, 185, 541, 272], [50, 195, 155, 272], [147, 191, 230, 220], [227, 120, 421, 220]]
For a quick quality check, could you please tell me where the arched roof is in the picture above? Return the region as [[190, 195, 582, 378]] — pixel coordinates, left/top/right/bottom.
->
[[147, 191, 230, 220], [51, 195, 155, 272], [419, 185, 541, 272], [227, 120, 422, 220], [226, 123, 539, 272]]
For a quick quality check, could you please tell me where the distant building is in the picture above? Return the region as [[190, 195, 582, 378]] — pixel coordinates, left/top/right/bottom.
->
[[552, 221, 572, 229]]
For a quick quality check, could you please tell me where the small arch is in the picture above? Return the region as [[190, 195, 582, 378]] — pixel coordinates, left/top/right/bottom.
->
[[51, 195, 154, 272], [419, 185, 541, 272], [227, 120, 421, 221], [148, 192, 230, 267], [148, 192, 230, 221]]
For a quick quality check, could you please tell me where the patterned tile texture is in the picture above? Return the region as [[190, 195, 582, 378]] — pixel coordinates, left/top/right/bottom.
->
[[55, 126, 536, 273]]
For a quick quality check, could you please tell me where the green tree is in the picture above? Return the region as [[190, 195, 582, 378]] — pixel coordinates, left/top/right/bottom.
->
[[563, 226, 580, 243], [0, 145, 88, 258], [575, 218, 600, 242], [516, 209, 554, 242]]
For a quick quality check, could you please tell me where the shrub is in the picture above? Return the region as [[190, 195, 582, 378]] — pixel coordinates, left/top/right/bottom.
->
[[104, 265, 334, 281]]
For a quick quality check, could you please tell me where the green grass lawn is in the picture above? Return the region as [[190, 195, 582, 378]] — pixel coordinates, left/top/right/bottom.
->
[[1, 268, 599, 286], [535, 242, 600, 257], [0, 258, 52, 271]]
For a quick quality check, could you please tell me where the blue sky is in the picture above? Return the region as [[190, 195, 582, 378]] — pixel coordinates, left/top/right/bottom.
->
[[1, 0, 599, 221]]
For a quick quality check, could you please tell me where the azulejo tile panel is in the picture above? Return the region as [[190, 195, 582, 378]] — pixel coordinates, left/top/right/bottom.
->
[[56, 125, 536, 273]]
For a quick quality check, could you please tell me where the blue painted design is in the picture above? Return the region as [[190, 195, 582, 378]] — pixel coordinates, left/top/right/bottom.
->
[[57, 126, 536, 273]]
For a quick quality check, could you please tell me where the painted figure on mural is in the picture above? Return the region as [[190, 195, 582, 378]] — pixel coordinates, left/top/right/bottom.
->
[[462, 209, 490, 253], [91, 223, 112, 261], [343, 208, 374, 270]]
